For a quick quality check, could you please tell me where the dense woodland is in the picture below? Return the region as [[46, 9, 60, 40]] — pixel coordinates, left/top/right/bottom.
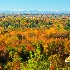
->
[[0, 14, 70, 70]]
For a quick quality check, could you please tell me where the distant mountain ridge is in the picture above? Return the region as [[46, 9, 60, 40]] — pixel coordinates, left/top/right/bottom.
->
[[0, 10, 70, 14]]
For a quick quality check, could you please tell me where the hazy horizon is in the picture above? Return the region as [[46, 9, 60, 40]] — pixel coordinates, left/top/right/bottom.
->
[[0, 0, 70, 11]]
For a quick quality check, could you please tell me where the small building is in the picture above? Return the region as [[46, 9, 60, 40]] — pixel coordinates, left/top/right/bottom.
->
[[65, 54, 70, 67]]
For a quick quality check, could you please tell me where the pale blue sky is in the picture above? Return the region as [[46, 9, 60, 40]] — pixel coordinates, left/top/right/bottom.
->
[[0, 0, 70, 11]]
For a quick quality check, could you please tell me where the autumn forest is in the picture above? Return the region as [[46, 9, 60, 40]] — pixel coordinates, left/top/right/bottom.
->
[[0, 14, 70, 70]]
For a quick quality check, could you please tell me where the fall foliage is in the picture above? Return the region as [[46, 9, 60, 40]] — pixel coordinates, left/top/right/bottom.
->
[[0, 14, 70, 70]]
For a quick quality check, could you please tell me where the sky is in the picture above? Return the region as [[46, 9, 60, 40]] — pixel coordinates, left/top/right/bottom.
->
[[0, 0, 70, 11]]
